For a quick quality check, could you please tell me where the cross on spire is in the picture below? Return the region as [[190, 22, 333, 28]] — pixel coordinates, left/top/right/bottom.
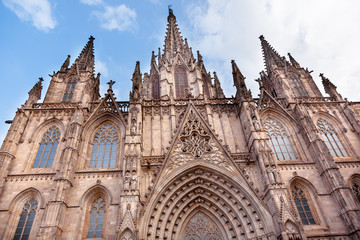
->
[[107, 80, 116, 90]]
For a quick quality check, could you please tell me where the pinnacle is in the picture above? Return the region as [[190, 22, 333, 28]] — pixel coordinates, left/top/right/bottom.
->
[[259, 35, 286, 72], [72, 35, 95, 72]]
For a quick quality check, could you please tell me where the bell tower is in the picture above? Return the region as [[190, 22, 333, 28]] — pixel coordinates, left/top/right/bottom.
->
[[44, 36, 100, 106]]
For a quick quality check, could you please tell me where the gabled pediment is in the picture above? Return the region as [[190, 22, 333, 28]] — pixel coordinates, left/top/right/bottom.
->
[[85, 90, 126, 125], [257, 89, 298, 123]]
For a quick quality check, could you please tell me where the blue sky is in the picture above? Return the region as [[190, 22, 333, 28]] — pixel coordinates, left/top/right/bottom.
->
[[0, 0, 360, 143]]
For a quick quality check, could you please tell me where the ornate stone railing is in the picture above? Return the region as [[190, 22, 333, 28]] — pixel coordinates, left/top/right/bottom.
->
[[89, 101, 129, 113], [295, 97, 336, 102], [32, 102, 79, 109], [117, 101, 129, 112]]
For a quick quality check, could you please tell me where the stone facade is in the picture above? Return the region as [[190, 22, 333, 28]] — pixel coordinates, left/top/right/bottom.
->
[[0, 9, 359, 240]]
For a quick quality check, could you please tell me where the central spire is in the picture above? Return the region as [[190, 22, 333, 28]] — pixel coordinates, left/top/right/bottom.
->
[[163, 8, 189, 63], [72, 36, 95, 73]]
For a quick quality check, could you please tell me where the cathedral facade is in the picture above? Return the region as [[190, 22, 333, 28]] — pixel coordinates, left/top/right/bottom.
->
[[0, 9, 359, 240]]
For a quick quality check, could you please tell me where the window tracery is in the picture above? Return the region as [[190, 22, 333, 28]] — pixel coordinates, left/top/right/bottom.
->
[[33, 126, 60, 168], [184, 212, 222, 240], [89, 123, 118, 168], [87, 197, 105, 238], [263, 119, 296, 160], [13, 198, 38, 240], [180, 110, 212, 158], [152, 74, 160, 100], [62, 78, 77, 102], [291, 186, 316, 225], [317, 118, 348, 157], [175, 66, 188, 99]]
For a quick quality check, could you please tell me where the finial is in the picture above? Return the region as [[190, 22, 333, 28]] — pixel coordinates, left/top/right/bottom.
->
[[259, 35, 264, 40], [89, 35, 95, 41], [39, 77, 44, 82], [107, 80, 115, 90]]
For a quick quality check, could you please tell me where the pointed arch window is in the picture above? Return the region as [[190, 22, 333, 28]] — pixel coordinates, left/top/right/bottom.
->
[[152, 74, 160, 100], [13, 198, 38, 240], [317, 118, 348, 157], [33, 126, 60, 168], [184, 212, 222, 240], [175, 66, 188, 99], [87, 197, 105, 238], [291, 186, 316, 225], [264, 119, 296, 160], [89, 123, 118, 168], [351, 178, 360, 203], [62, 78, 77, 102]]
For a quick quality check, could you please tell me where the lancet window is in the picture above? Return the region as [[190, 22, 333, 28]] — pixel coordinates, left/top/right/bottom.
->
[[13, 198, 38, 240], [87, 197, 105, 238], [62, 78, 77, 102], [152, 74, 160, 100], [351, 178, 360, 203], [175, 66, 188, 99], [89, 123, 118, 168], [184, 212, 222, 240], [264, 119, 296, 160], [291, 186, 316, 225], [33, 126, 60, 168], [317, 118, 348, 157]]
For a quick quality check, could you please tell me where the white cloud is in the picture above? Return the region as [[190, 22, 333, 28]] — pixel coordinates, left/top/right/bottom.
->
[[185, 0, 360, 100], [93, 4, 136, 32], [80, 0, 102, 6], [95, 60, 109, 77], [3, 0, 56, 32]]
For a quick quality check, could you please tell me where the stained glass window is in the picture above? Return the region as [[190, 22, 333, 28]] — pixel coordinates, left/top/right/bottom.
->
[[317, 118, 348, 157], [87, 197, 105, 238], [352, 182, 360, 203], [184, 212, 222, 240], [62, 78, 77, 102], [13, 198, 38, 240], [291, 186, 316, 225], [264, 119, 296, 160], [89, 123, 118, 168], [175, 66, 188, 99], [33, 126, 60, 168], [152, 74, 160, 100]]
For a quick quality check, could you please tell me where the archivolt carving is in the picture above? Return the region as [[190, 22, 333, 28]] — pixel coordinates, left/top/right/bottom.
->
[[142, 167, 271, 239]]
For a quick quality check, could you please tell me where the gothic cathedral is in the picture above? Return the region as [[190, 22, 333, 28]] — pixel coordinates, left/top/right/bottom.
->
[[0, 9, 359, 240]]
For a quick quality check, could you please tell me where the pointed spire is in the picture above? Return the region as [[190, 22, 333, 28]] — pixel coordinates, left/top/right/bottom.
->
[[158, 47, 161, 64], [213, 72, 225, 99], [259, 35, 286, 73], [288, 53, 300, 68], [60, 55, 70, 72], [163, 8, 187, 63], [130, 61, 142, 102], [151, 51, 156, 66], [25, 78, 43, 107], [320, 73, 342, 100], [73, 36, 95, 73], [231, 60, 252, 101], [29, 77, 43, 99]]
